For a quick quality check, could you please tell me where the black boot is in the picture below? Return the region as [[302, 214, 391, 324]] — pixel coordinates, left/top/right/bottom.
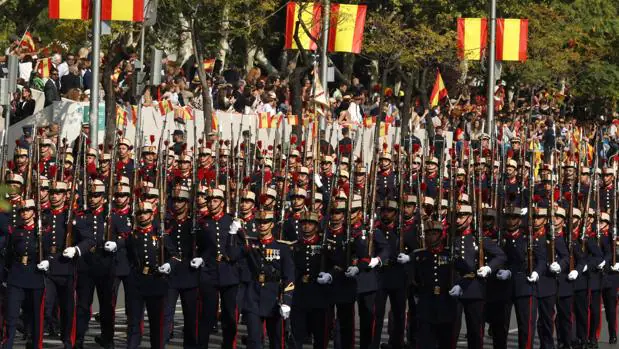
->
[[610, 334, 618, 344]]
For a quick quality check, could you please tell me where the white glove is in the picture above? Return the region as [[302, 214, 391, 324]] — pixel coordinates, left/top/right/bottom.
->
[[190, 257, 204, 269], [229, 219, 242, 235], [368, 257, 381, 269], [396, 253, 410, 264], [37, 260, 50, 272], [583, 264, 588, 272], [158, 263, 171, 274], [568, 270, 579, 280], [314, 173, 323, 188], [345, 266, 359, 277], [104, 241, 117, 252], [611, 263, 619, 272], [317, 272, 333, 284], [549, 262, 561, 274], [597, 260, 606, 270], [280, 304, 291, 319], [448, 285, 463, 297], [63, 247, 77, 259], [496, 269, 512, 280], [476, 266, 492, 278], [527, 271, 539, 283]]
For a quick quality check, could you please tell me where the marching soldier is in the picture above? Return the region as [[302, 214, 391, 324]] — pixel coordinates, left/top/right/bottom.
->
[[139, 143, 158, 182], [4, 200, 46, 349], [585, 208, 606, 348], [414, 221, 460, 349], [164, 189, 200, 348], [38, 138, 56, 178], [281, 188, 307, 242], [115, 137, 135, 179], [125, 201, 175, 349], [376, 147, 397, 201], [291, 211, 330, 349], [194, 188, 243, 349], [242, 210, 295, 349], [42, 181, 75, 349]]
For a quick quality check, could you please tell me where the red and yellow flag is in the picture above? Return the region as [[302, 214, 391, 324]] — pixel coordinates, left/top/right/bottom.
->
[[158, 100, 173, 116], [286, 114, 299, 126], [20, 32, 36, 52], [457, 18, 488, 60], [496, 19, 528, 62], [203, 59, 215, 72], [183, 106, 194, 121], [327, 4, 367, 53], [101, 0, 144, 22], [130, 105, 138, 124], [116, 105, 128, 127], [379, 122, 389, 137], [429, 70, 448, 107], [36, 58, 53, 78], [211, 112, 219, 132], [363, 116, 375, 128], [48, 0, 90, 20], [285, 2, 367, 53], [258, 113, 275, 129]]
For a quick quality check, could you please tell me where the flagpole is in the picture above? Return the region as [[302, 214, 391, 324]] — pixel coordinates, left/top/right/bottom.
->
[[320, 0, 330, 142], [486, 0, 497, 135], [89, 0, 102, 145], [16, 25, 31, 52]]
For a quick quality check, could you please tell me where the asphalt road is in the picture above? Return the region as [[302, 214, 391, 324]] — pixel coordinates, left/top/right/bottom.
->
[[13, 285, 618, 348]]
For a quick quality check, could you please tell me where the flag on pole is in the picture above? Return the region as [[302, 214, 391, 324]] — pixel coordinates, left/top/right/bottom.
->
[[211, 112, 219, 132], [363, 116, 375, 128], [130, 105, 138, 124], [203, 59, 216, 72], [158, 100, 173, 116], [182, 106, 194, 121], [36, 58, 53, 78], [20, 32, 36, 52], [379, 122, 389, 137], [284, 2, 322, 51], [101, 0, 144, 22], [327, 4, 367, 53], [48, 0, 90, 20], [496, 19, 528, 62], [457, 18, 488, 60], [258, 113, 278, 129], [116, 105, 128, 126], [429, 70, 448, 107], [287, 114, 299, 126]]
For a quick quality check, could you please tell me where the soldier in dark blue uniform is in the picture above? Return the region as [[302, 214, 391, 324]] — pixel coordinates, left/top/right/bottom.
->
[[64, 180, 115, 349], [115, 137, 135, 179], [281, 187, 307, 242], [163, 189, 200, 348], [38, 138, 57, 179], [373, 200, 408, 349], [139, 145, 158, 183], [4, 199, 46, 349], [585, 207, 606, 348], [376, 149, 397, 201], [195, 187, 243, 349], [125, 201, 175, 349], [42, 181, 75, 349], [414, 220, 460, 349], [423, 156, 440, 198], [291, 211, 330, 349], [493, 206, 547, 349], [573, 208, 596, 348], [599, 167, 619, 345], [449, 204, 506, 349], [318, 155, 336, 208], [242, 209, 295, 349]]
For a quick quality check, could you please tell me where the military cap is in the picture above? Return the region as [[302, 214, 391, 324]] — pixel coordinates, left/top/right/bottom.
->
[[458, 205, 473, 214], [300, 211, 320, 222], [255, 210, 275, 222], [208, 188, 225, 199], [14, 148, 28, 156], [291, 187, 307, 198], [51, 181, 68, 192], [136, 202, 154, 213], [298, 166, 310, 175], [331, 201, 347, 212], [554, 206, 566, 218], [241, 191, 256, 202], [504, 207, 524, 216], [381, 200, 398, 210], [339, 170, 350, 179], [173, 189, 191, 200], [119, 138, 132, 147], [19, 199, 36, 210], [6, 173, 24, 185]]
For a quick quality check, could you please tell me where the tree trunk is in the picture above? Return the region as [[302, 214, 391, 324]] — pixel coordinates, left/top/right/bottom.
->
[[245, 45, 257, 74], [178, 14, 193, 64], [254, 48, 279, 76], [190, 18, 213, 135], [289, 65, 305, 137], [418, 66, 430, 110], [103, 40, 129, 146], [217, 4, 230, 73], [342, 53, 355, 82], [401, 71, 416, 139]]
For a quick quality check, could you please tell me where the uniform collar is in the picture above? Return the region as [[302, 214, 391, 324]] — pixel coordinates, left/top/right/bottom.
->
[[23, 223, 35, 231], [41, 201, 51, 210], [459, 227, 472, 236], [92, 205, 105, 216], [260, 235, 274, 245], [505, 229, 521, 239], [136, 225, 154, 234], [211, 210, 225, 221], [51, 206, 66, 215], [242, 212, 255, 222], [113, 206, 131, 215], [302, 234, 320, 245], [329, 225, 344, 235]]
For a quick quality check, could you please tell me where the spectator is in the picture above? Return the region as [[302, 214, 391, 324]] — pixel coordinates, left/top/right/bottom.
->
[[332, 81, 348, 101], [13, 87, 35, 124], [57, 53, 75, 79], [60, 64, 81, 95], [44, 68, 61, 107], [80, 58, 92, 91]]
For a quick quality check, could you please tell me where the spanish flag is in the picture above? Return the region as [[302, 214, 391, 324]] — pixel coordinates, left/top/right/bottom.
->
[[258, 113, 274, 129], [211, 112, 219, 132], [158, 100, 173, 116], [457, 18, 488, 60], [36, 58, 53, 78], [363, 116, 375, 128], [101, 0, 144, 22], [287, 114, 299, 126], [496, 19, 528, 62], [327, 4, 367, 54], [429, 70, 448, 107], [130, 105, 138, 124], [183, 106, 194, 121], [203, 59, 216, 72], [379, 122, 389, 137], [48, 0, 90, 20], [20, 32, 36, 52], [116, 105, 128, 127], [284, 2, 322, 51]]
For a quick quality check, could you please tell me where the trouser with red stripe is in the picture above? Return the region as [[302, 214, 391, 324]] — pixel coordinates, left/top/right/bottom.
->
[[602, 287, 618, 338], [588, 289, 601, 341], [373, 287, 406, 349], [199, 284, 238, 349], [4, 285, 44, 349], [416, 321, 456, 349], [536, 295, 555, 349], [555, 295, 573, 348], [44, 275, 75, 349], [459, 299, 485, 349], [164, 287, 199, 348], [329, 303, 355, 349], [291, 307, 328, 349], [507, 296, 537, 349], [357, 292, 377, 349], [126, 292, 165, 349], [484, 300, 509, 349], [573, 289, 589, 343], [76, 271, 114, 346], [245, 312, 284, 349]]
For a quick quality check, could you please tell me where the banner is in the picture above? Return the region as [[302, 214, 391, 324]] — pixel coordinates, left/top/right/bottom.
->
[[48, 0, 90, 20], [457, 18, 488, 60], [496, 19, 528, 62]]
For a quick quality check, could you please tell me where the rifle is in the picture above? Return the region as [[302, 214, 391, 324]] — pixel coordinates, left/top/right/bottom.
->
[[346, 131, 359, 265], [613, 159, 618, 266], [477, 151, 484, 269], [548, 149, 556, 264], [567, 165, 576, 272], [34, 133, 43, 263], [367, 144, 379, 258], [278, 134, 296, 240], [0, 130, 7, 184], [104, 131, 120, 241], [25, 124, 37, 199], [436, 140, 445, 221], [528, 151, 535, 275]]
